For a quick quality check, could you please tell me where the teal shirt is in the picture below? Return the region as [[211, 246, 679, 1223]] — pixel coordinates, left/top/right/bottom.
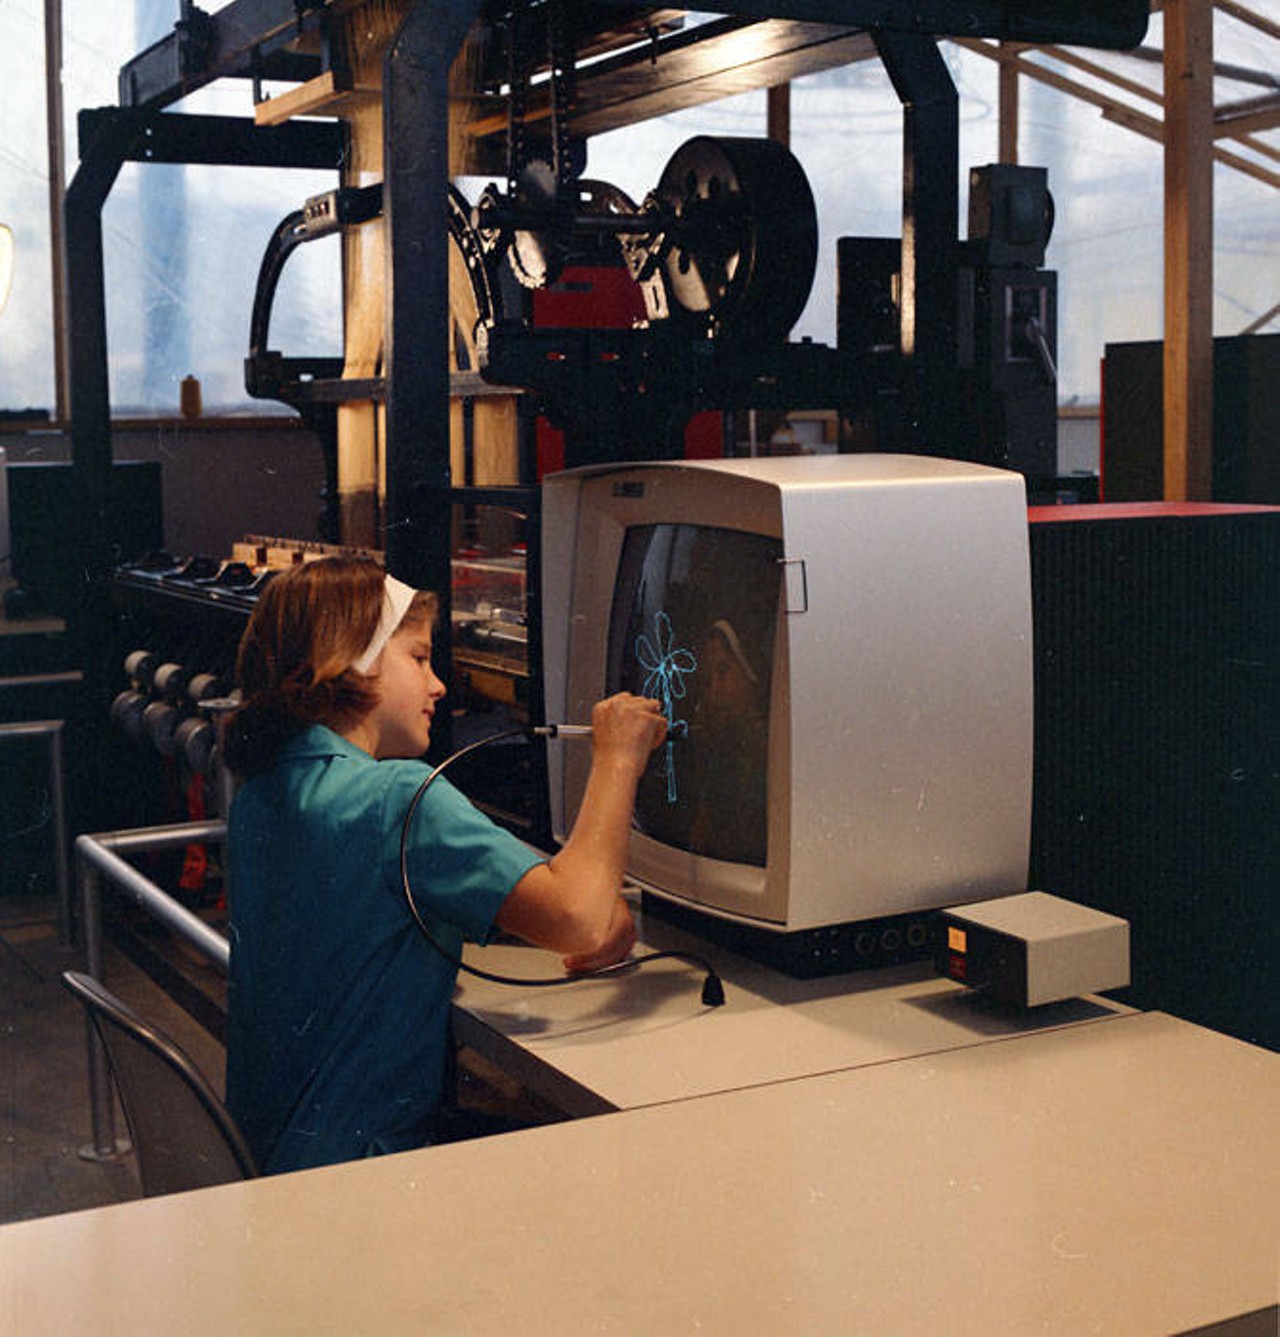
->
[[226, 725, 543, 1174]]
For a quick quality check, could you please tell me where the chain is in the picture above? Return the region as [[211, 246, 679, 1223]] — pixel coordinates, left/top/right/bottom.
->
[[547, 0, 578, 252], [505, 3, 532, 200]]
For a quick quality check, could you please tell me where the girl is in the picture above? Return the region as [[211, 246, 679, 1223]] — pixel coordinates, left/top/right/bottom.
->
[[222, 556, 665, 1174]]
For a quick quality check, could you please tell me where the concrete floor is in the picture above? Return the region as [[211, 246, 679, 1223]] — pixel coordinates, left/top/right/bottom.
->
[[0, 891, 229, 1225]]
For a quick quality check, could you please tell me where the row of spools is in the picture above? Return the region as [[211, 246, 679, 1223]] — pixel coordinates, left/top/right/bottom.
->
[[109, 650, 233, 776]]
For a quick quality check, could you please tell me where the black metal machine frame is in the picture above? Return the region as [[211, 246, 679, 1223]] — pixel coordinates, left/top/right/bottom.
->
[[65, 1, 1147, 724]]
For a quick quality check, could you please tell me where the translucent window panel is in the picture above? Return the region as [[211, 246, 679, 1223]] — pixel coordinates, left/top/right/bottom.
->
[[62, 0, 180, 144], [63, 0, 342, 414], [795, 47, 1015, 339], [1186, 2, 1280, 340], [0, 1, 55, 413], [1020, 37, 1279, 400], [789, 62, 904, 351], [1020, 73, 1166, 404], [101, 162, 341, 414]]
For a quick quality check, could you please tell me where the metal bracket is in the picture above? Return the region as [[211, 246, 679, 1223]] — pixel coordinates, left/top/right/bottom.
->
[[780, 558, 808, 615]]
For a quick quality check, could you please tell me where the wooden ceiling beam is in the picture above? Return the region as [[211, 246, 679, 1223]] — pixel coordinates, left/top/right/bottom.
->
[[957, 37, 1280, 188], [1213, 1, 1280, 43], [1215, 93, 1280, 138], [465, 19, 878, 146]]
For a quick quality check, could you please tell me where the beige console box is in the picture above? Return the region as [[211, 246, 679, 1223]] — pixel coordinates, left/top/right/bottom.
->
[[939, 891, 1130, 1006]]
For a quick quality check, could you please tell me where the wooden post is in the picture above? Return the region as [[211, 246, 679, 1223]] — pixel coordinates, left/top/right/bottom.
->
[[318, 11, 396, 550], [767, 82, 791, 148], [1163, 0, 1214, 501], [998, 43, 1020, 164]]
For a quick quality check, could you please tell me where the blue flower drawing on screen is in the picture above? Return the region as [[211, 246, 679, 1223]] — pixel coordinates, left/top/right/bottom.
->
[[635, 611, 698, 803]]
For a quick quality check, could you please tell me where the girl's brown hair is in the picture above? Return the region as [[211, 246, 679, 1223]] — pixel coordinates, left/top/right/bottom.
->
[[222, 556, 437, 777]]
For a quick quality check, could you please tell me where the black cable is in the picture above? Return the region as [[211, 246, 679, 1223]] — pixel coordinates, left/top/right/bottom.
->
[[398, 725, 725, 1007]]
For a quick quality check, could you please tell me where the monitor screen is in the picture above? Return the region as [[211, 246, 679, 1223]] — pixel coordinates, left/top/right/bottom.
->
[[606, 523, 783, 867]]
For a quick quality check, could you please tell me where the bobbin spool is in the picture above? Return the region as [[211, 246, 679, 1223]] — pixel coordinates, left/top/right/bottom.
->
[[109, 690, 148, 745], [123, 650, 159, 691], [174, 715, 217, 775], [152, 662, 192, 703], [142, 701, 181, 757]]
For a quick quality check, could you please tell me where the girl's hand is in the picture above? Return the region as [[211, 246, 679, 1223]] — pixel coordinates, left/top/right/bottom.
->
[[589, 692, 667, 778]]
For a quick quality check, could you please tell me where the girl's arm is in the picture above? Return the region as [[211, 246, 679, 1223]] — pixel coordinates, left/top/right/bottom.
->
[[495, 693, 665, 964]]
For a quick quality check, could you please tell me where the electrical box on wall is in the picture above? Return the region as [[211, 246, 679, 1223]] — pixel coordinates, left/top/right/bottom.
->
[[7, 461, 162, 619]]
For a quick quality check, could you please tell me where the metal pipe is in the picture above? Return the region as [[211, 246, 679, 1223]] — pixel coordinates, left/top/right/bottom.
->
[[76, 860, 125, 1161], [75, 830, 230, 970], [0, 719, 69, 741], [74, 823, 231, 1160], [872, 31, 959, 454], [90, 819, 227, 855], [0, 671, 85, 690], [46, 725, 71, 946], [383, 0, 486, 759]]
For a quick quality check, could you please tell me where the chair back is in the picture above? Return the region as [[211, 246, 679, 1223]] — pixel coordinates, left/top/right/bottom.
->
[[62, 970, 257, 1195]]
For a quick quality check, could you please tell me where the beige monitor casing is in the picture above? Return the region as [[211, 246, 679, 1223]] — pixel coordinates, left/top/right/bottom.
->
[[543, 454, 1033, 933]]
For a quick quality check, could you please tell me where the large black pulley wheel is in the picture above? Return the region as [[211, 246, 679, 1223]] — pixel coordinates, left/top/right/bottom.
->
[[653, 135, 818, 343], [448, 183, 502, 371]]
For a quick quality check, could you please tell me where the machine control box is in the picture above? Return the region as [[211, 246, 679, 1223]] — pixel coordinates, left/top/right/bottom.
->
[[938, 892, 1129, 1007]]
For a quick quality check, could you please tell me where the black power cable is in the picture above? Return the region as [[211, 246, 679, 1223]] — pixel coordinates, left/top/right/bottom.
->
[[398, 725, 725, 1007]]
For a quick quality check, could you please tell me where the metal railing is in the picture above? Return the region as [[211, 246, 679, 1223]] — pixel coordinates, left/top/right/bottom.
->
[[76, 820, 230, 1161]]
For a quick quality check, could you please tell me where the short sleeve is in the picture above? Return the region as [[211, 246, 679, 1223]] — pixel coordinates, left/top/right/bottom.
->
[[380, 763, 544, 945]]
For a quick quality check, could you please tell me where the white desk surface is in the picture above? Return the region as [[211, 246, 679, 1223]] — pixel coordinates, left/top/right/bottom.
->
[[453, 912, 1133, 1114], [3, 1012, 1276, 1335]]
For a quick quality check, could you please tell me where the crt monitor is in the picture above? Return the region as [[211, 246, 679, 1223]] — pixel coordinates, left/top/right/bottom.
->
[[542, 454, 1033, 975]]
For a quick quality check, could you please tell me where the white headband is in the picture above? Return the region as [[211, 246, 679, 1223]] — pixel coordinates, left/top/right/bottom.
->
[[353, 575, 418, 674]]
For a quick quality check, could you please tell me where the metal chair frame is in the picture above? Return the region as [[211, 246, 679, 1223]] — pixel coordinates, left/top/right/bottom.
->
[[62, 969, 257, 1195]]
